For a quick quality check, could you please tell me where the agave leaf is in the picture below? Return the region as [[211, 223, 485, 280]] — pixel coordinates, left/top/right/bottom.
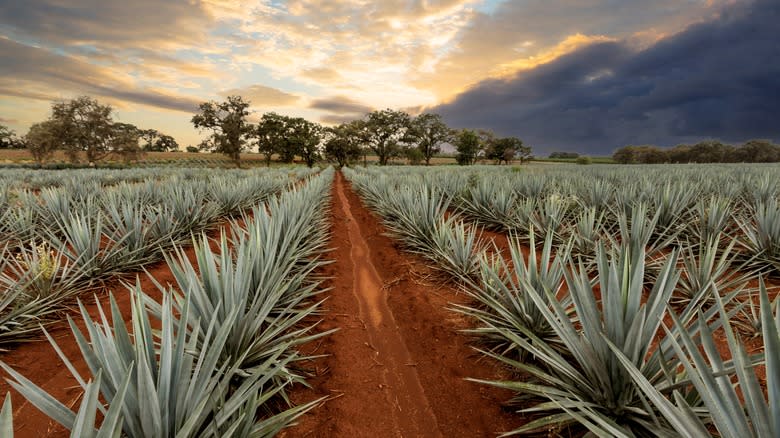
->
[[1, 392, 12, 437]]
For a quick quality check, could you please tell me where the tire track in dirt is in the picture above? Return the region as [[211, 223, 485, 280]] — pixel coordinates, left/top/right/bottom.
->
[[335, 172, 441, 437]]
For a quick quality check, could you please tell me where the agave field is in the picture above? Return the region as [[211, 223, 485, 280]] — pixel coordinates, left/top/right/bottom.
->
[[344, 163, 780, 437], [0, 163, 778, 437], [0, 166, 333, 436]]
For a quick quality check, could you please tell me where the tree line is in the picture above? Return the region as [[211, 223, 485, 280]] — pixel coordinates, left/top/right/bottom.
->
[[2, 94, 530, 168], [1, 96, 179, 165], [612, 140, 780, 164], [191, 95, 531, 167]]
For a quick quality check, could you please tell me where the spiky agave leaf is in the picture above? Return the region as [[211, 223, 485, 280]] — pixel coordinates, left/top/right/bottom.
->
[[454, 229, 571, 361], [674, 235, 757, 309], [2, 283, 318, 438], [611, 278, 779, 438], [0, 393, 11, 437], [429, 218, 485, 282], [0, 367, 130, 437], [469, 242, 698, 436]]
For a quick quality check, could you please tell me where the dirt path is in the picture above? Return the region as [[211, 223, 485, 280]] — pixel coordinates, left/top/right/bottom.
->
[[285, 172, 519, 437]]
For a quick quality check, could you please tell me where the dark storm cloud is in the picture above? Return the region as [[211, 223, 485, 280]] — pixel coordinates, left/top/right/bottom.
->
[[433, 0, 780, 155]]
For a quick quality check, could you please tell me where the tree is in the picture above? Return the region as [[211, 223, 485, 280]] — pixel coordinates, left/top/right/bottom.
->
[[191, 95, 252, 167], [288, 117, 323, 168], [324, 121, 364, 168], [255, 113, 301, 164], [687, 140, 734, 163], [43, 96, 146, 163], [141, 129, 179, 152], [254, 112, 287, 165], [154, 134, 179, 152], [549, 152, 579, 159], [24, 121, 60, 164], [362, 109, 411, 165], [407, 113, 451, 165], [0, 124, 17, 148], [111, 122, 144, 162], [403, 146, 424, 165], [485, 136, 527, 164], [733, 139, 780, 162], [613, 145, 668, 164], [50, 96, 116, 163], [454, 129, 480, 165]]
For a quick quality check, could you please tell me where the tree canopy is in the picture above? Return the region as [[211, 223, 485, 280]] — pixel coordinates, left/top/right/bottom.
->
[[454, 129, 481, 165], [0, 124, 22, 149], [191, 95, 252, 166], [407, 113, 451, 165], [324, 121, 364, 167], [613, 140, 780, 164], [141, 129, 179, 152], [361, 109, 411, 165], [24, 121, 60, 164]]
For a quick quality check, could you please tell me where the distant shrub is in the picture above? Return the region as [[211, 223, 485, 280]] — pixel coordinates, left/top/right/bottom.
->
[[549, 151, 580, 159], [576, 156, 593, 165]]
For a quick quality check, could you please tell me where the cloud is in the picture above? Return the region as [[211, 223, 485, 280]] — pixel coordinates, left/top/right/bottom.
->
[[310, 96, 373, 114], [309, 95, 374, 124], [0, 38, 202, 113], [0, 0, 211, 48], [301, 67, 344, 84], [220, 85, 300, 106], [433, 0, 780, 155], [411, 0, 732, 100]]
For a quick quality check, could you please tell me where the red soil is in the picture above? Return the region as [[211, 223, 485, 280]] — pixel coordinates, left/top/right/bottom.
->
[[282, 172, 521, 437]]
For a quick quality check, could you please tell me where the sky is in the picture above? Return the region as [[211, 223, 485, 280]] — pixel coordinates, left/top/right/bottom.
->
[[1, 0, 778, 155]]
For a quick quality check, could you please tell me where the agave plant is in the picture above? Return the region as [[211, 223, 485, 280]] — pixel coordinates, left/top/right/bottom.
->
[[45, 210, 126, 280], [2, 289, 317, 437], [429, 218, 485, 282], [0, 240, 94, 348], [455, 230, 571, 361], [530, 193, 577, 241], [146, 229, 332, 392], [0, 393, 10, 436], [737, 199, 780, 273], [686, 195, 735, 243], [456, 178, 518, 231], [613, 279, 779, 438], [379, 184, 451, 252], [102, 199, 164, 268], [673, 235, 756, 309], [563, 206, 605, 260], [469, 243, 706, 436], [1, 201, 38, 244], [646, 181, 699, 237]]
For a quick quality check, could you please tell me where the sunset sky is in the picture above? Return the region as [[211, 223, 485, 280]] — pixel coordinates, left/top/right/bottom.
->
[[1, 0, 778, 155]]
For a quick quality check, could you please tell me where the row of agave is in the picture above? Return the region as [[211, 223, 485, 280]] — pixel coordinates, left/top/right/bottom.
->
[[0, 166, 335, 437], [0, 167, 223, 191], [0, 167, 318, 348], [345, 165, 779, 437], [354, 164, 780, 275]]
